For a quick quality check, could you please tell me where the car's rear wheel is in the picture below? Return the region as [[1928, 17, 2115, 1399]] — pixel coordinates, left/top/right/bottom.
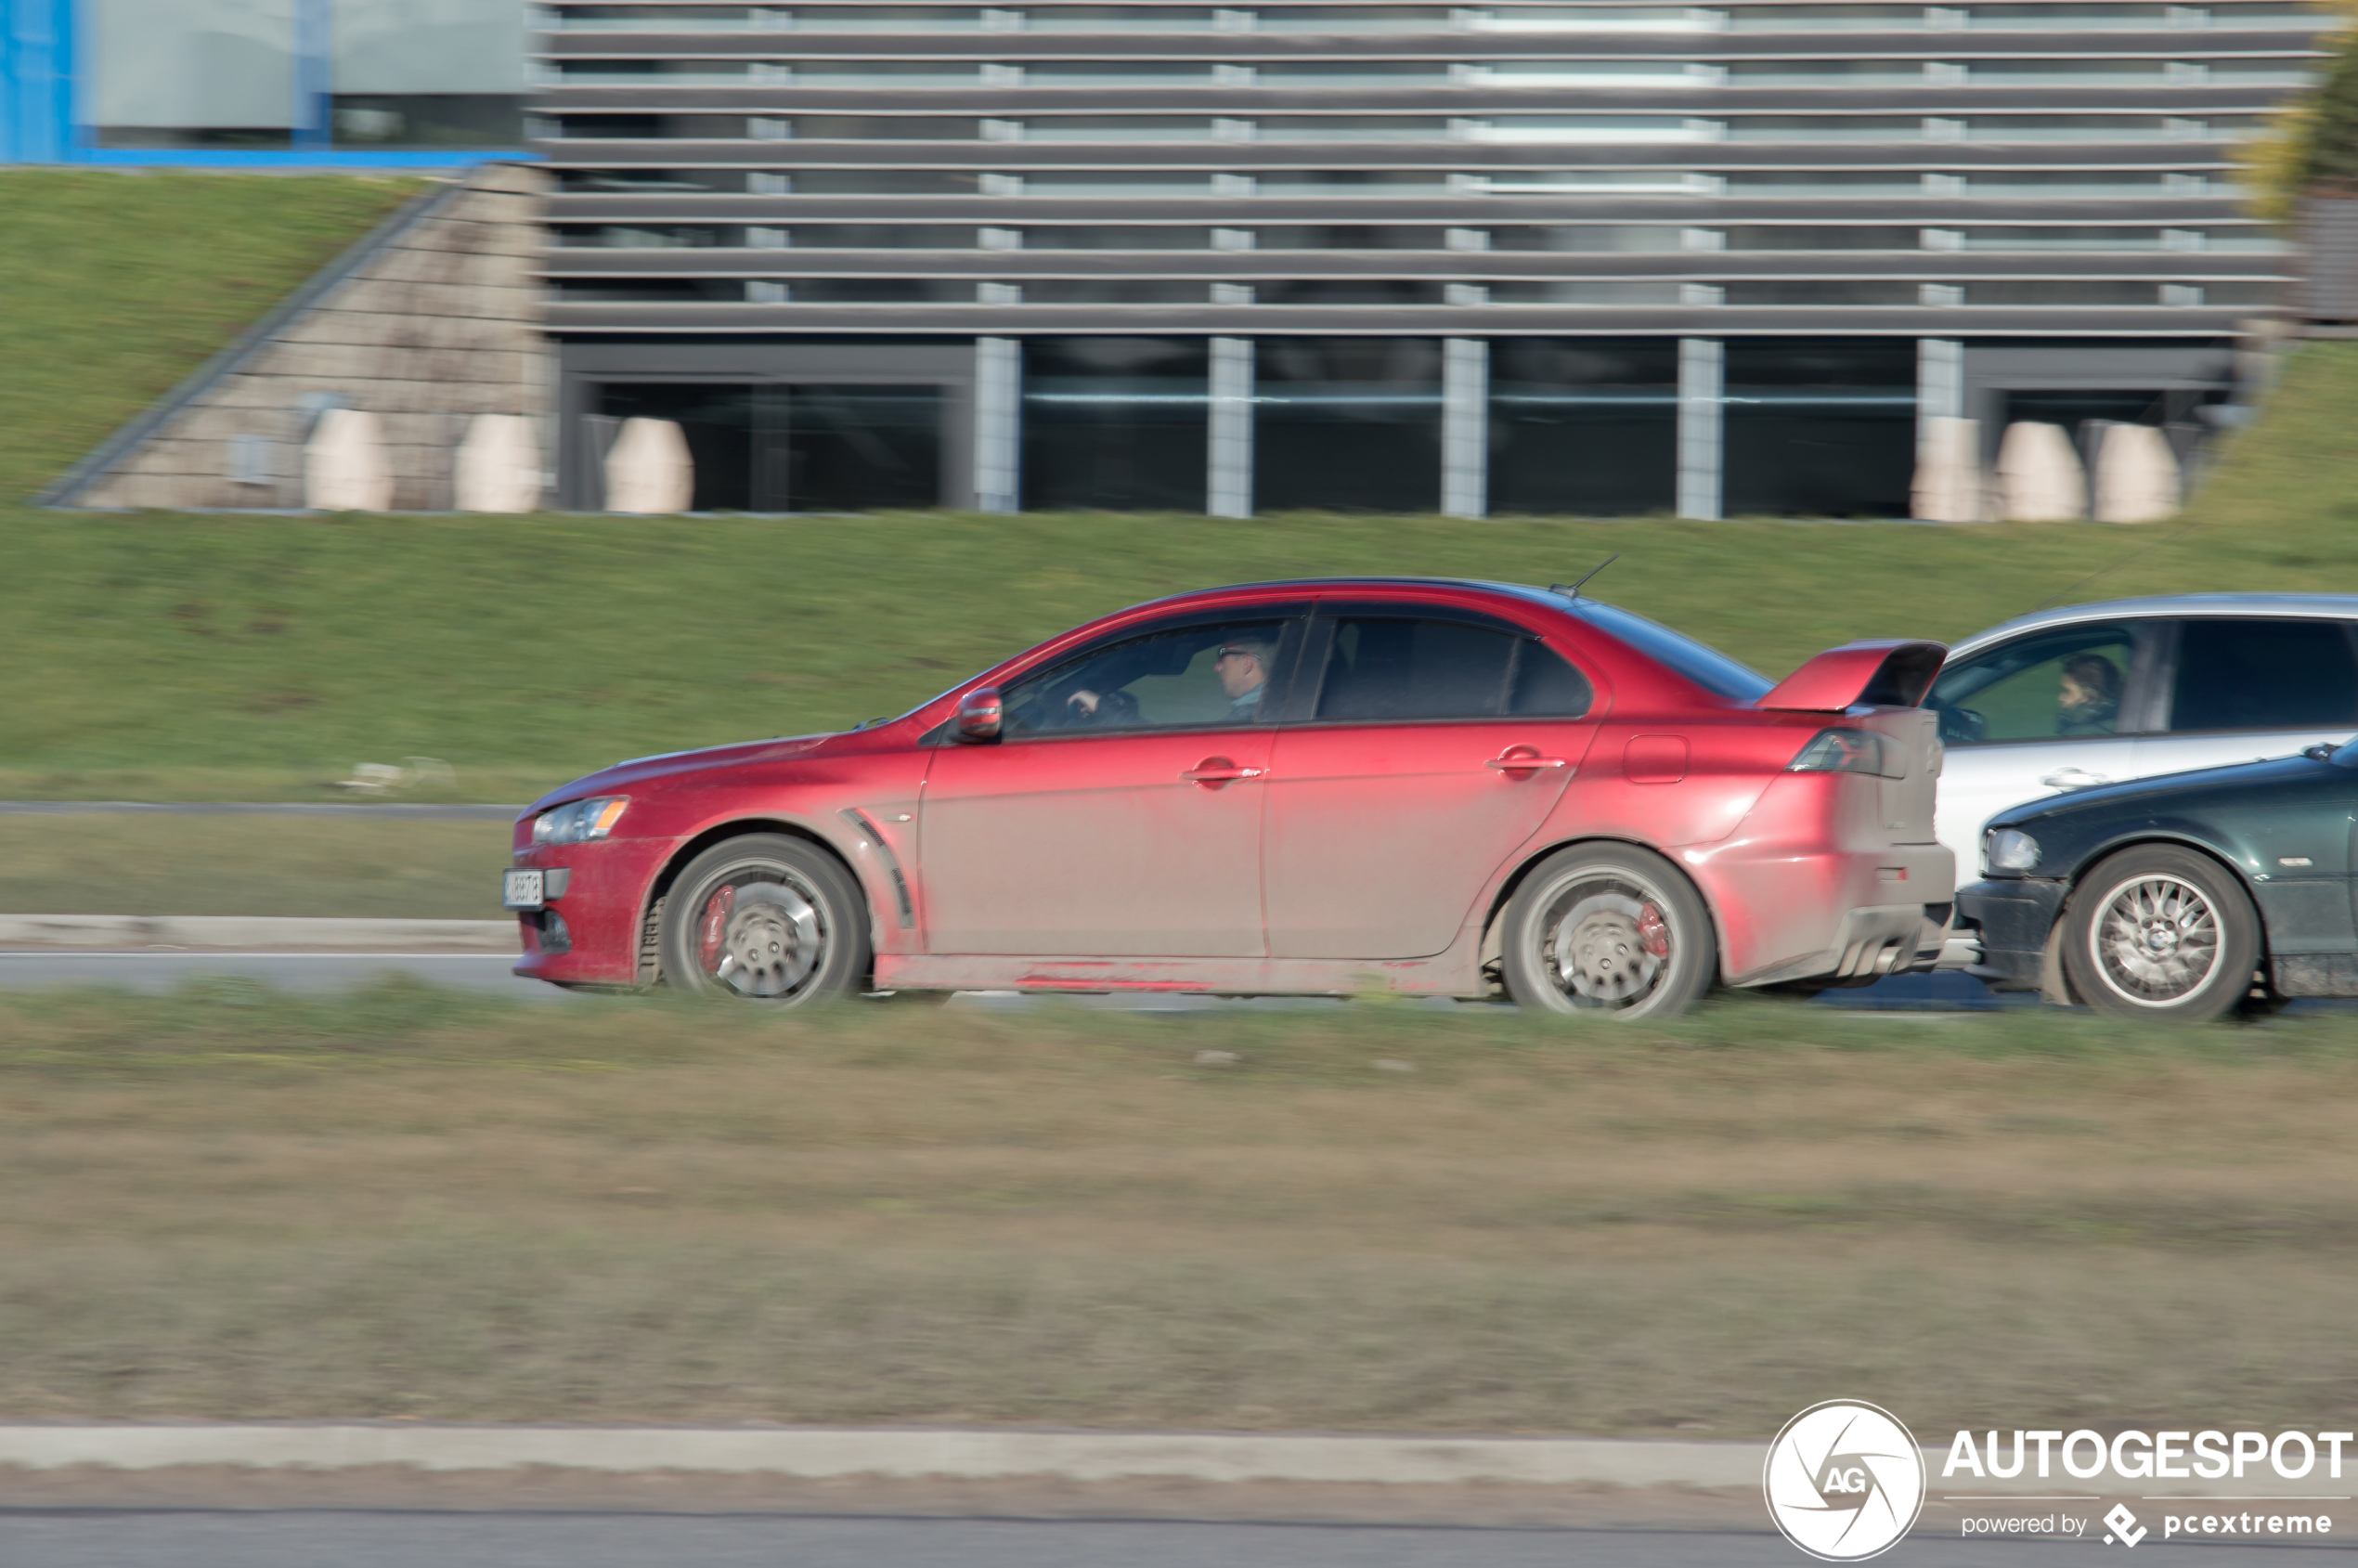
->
[[659, 834, 872, 1005], [2061, 845, 2260, 1023], [1498, 843, 1716, 1020]]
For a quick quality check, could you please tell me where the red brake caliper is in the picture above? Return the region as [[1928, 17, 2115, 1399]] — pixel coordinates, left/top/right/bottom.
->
[[1637, 903, 1671, 959], [698, 886, 737, 973]]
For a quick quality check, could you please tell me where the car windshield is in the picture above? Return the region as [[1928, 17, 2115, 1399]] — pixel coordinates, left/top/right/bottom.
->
[[1560, 598, 1771, 702]]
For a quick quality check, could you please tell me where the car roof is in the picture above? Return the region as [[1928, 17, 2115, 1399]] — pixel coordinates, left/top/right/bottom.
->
[[1131, 577, 1578, 616], [1952, 593, 2358, 659]]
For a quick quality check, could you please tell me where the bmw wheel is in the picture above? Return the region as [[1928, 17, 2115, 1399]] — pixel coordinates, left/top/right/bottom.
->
[[659, 834, 872, 1005], [2061, 845, 2260, 1023], [1498, 844, 1716, 1020]]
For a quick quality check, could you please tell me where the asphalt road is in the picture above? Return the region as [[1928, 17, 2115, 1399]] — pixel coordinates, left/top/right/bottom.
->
[[0, 952, 557, 997], [1, 1514, 2349, 1568]]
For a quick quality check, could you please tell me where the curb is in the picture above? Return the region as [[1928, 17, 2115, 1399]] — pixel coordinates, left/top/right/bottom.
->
[[0, 915, 515, 952], [0, 1427, 1762, 1486]]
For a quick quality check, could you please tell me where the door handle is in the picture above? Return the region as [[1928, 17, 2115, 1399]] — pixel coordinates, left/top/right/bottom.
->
[[1485, 753, 1573, 772], [2041, 767, 2111, 789], [1182, 758, 1266, 784]]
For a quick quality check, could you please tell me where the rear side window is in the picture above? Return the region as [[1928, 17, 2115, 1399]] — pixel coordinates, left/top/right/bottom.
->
[[1315, 616, 1592, 720], [2170, 618, 2358, 732]]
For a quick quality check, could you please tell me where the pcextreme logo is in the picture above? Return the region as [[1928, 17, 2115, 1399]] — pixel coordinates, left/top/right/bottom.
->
[[1763, 1400, 1929, 1562]]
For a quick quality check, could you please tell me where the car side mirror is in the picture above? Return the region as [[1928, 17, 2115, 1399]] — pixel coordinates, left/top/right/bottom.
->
[[955, 686, 1004, 743]]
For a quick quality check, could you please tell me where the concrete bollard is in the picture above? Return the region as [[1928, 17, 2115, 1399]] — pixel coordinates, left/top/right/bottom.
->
[[304, 408, 394, 512], [454, 415, 543, 513], [2091, 422, 2181, 524], [604, 418, 695, 514], [1910, 415, 1987, 523], [1995, 421, 2087, 522]]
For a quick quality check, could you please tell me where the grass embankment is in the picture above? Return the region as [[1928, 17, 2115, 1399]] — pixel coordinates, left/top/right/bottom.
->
[[0, 170, 420, 503], [2, 344, 2354, 806], [5, 983, 2355, 1434], [0, 816, 506, 919]]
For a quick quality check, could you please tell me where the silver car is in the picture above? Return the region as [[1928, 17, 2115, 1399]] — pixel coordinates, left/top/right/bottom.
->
[[1932, 594, 2358, 891]]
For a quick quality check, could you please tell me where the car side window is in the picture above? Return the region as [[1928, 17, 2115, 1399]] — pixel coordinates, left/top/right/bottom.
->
[[1314, 616, 1593, 721], [1929, 623, 2137, 745], [2170, 618, 2358, 732], [1000, 616, 1294, 737]]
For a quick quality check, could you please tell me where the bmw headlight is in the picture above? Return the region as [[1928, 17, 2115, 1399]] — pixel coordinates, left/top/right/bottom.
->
[[532, 797, 629, 846], [1984, 827, 2041, 875]]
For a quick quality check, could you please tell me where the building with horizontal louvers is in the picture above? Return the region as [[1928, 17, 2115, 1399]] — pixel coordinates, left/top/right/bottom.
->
[[535, 0, 2326, 517]]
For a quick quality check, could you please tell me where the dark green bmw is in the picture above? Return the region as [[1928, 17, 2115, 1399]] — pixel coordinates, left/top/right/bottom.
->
[[1958, 742, 2358, 1021]]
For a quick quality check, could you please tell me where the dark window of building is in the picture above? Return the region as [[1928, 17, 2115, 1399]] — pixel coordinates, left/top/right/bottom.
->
[[783, 386, 943, 512], [1722, 341, 1916, 518], [596, 382, 941, 512], [330, 95, 522, 149], [2170, 619, 2358, 733], [1023, 339, 1209, 511], [1489, 339, 1678, 516], [1254, 338, 1441, 512]]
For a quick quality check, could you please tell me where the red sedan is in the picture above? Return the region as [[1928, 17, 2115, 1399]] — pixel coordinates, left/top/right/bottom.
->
[[507, 578, 1953, 1018]]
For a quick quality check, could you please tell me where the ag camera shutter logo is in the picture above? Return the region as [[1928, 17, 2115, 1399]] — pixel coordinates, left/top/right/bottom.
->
[[1764, 1400, 1928, 1561]]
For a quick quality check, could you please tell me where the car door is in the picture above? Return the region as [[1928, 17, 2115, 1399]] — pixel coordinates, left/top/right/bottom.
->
[[2134, 617, 2358, 782], [1928, 618, 2155, 888], [1262, 603, 1600, 960], [918, 606, 1307, 957]]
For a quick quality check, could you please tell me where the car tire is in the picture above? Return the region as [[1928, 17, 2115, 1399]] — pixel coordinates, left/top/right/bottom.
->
[[2061, 845, 2261, 1023], [659, 834, 873, 1005], [1498, 843, 1717, 1020]]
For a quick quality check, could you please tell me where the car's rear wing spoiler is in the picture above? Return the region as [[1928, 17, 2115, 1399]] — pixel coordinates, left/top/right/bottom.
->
[[1755, 640, 1948, 712]]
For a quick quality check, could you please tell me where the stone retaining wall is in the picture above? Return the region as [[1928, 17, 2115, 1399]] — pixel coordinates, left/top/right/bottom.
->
[[71, 162, 549, 512]]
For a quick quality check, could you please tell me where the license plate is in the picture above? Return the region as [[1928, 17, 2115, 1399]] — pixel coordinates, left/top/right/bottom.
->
[[502, 869, 545, 911]]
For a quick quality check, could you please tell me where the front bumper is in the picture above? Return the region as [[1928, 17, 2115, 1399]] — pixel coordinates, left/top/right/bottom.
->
[[509, 836, 679, 988], [1954, 877, 2068, 991]]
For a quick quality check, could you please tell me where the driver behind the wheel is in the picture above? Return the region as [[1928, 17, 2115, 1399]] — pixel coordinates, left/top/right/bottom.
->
[[1066, 632, 1278, 726], [2055, 652, 2121, 737]]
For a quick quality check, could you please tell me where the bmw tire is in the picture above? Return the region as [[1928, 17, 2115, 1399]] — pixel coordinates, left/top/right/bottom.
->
[[659, 834, 873, 1006], [2061, 844, 2261, 1023], [1499, 843, 1716, 1020]]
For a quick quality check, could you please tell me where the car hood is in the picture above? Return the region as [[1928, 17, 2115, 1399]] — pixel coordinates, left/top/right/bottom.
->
[[1989, 753, 2332, 829], [523, 732, 842, 818]]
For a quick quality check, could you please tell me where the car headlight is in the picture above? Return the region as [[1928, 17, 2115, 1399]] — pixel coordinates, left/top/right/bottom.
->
[[1984, 827, 2041, 874], [532, 797, 629, 846], [1786, 728, 1902, 778]]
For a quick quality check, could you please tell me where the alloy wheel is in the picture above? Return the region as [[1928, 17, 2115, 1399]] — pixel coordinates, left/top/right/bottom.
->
[[1542, 875, 1677, 1011], [694, 875, 829, 1000], [2090, 873, 2221, 1005]]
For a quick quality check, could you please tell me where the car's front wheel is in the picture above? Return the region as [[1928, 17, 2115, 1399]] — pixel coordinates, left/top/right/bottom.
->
[[1498, 843, 1716, 1020], [659, 834, 872, 1005], [2061, 844, 2261, 1023]]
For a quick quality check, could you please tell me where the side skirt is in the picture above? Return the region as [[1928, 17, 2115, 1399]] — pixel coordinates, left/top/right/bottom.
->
[[875, 952, 1489, 997]]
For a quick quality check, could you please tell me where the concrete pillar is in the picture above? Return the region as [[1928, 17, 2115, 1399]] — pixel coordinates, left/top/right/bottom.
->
[[1676, 338, 1723, 521], [1917, 337, 1963, 449], [1995, 421, 2087, 522], [2092, 422, 2181, 523], [304, 409, 394, 512], [455, 414, 543, 513], [1441, 337, 1487, 519], [1911, 416, 1986, 524], [974, 336, 1022, 512], [604, 417, 694, 514], [1209, 336, 1253, 518]]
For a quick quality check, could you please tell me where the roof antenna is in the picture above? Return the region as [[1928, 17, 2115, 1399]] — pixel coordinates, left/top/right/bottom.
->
[[1552, 554, 1620, 600]]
